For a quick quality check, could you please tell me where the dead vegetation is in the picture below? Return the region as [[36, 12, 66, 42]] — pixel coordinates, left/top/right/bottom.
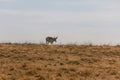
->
[[0, 44, 120, 80]]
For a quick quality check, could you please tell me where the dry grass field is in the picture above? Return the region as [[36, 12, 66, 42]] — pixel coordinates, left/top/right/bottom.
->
[[0, 43, 120, 80]]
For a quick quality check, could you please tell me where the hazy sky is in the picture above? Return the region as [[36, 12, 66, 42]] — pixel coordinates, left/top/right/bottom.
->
[[0, 0, 120, 44]]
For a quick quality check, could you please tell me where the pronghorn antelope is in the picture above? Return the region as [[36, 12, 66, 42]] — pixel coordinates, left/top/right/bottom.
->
[[46, 37, 58, 44]]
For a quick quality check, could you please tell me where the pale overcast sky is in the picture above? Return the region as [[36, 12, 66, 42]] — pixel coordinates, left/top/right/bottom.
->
[[0, 0, 120, 44]]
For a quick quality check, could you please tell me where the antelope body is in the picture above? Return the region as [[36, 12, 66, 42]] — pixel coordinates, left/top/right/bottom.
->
[[46, 37, 58, 44]]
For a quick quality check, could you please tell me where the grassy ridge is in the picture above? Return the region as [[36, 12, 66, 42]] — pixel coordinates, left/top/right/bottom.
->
[[0, 44, 120, 80]]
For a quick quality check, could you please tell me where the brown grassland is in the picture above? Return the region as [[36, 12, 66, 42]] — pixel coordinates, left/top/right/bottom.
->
[[0, 43, 120, 80]]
